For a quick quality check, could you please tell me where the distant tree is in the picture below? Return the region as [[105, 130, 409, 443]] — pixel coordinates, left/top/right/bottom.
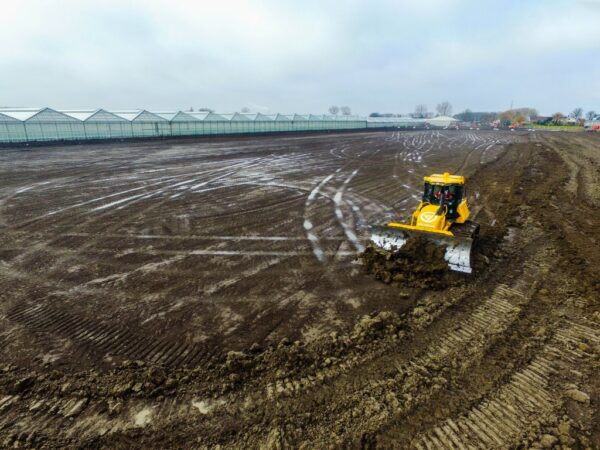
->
[[413, 104, 428, 118], [586, 110, 597, 120], [498, 107, 538, 122], [552, 112, 565, 125], [513, 114, 526, 125], [341, 106, 352, 116], [328, 106, 340, 115], [571, 107, 583, 119], [498, 111, 514, 127], [436, 101, 452, 116], [369, 112, 381, 117], [525, 108, 539, 121], [513, 107, 538, 121], [456, 109, 474, 122], [198, 107, 214, 113], [477, 112, 499, 124], [455, 110, 498, 124], [241, 107, 251, 113], [188, 107, 194, 112]]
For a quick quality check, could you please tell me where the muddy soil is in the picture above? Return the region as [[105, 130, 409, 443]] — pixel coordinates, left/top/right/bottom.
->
[[360, 237, 456, 289], [0, 130, 599, 448]]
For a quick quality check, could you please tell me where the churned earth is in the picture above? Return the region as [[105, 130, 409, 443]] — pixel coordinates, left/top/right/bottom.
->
[[359, 237, 458, 290], [0, 130, 598, 448]]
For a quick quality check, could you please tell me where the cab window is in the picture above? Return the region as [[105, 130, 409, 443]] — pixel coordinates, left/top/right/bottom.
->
[[448, 185, 463, 199]]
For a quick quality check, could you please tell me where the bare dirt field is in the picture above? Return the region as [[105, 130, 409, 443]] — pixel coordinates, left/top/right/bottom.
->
[[0, 130, 599, 448]]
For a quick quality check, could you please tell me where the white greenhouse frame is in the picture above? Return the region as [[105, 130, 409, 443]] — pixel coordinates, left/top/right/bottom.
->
[[0, 108, 425, 144]]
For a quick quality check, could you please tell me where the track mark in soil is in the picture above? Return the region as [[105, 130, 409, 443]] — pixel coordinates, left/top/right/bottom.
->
[[304, 173, 336, 261], [412, 322, 600, 449], [6, 302, 216, 369], [333, 169, 364, 253]]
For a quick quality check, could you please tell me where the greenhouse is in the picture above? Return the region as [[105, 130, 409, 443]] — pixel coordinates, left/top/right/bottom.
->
[[0, 107, 423, 144]]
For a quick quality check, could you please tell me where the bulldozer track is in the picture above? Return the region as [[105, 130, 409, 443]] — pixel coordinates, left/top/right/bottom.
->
[[264, 255, 548, 448], [265, 275, 531, 402], [6, 302, 216, 368], [412, 321, 600, 449]]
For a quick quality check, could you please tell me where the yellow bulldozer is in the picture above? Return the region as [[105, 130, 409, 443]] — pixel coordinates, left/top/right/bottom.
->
[[370, 172, 479, 273]]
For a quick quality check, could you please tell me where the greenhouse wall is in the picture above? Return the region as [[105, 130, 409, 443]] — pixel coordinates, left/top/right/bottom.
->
[[0, 108, 420, 145], [0, 123, 27, 143]]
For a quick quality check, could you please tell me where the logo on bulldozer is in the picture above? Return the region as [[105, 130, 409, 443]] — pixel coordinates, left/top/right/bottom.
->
[[419, 211, 437, 223]]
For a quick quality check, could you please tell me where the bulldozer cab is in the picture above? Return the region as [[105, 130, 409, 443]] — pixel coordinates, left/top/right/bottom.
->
[[422, 182, 464, 220]]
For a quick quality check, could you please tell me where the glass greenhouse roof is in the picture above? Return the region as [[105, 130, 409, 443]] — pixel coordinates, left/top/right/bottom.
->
[[0, 112, 21, 122], [155, 111, 198, 122], [0, 108, 48, 121], [0, 107, 377, 123], [61, 110, 98, 121], [255, 113, 273, 121]]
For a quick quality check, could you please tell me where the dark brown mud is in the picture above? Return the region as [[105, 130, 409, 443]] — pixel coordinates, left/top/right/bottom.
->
[[359, 237, 456, 289], [1, 130, 599, 448]]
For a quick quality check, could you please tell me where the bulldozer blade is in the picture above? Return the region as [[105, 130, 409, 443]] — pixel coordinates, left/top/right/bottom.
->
[[370, 225, 474, 274]]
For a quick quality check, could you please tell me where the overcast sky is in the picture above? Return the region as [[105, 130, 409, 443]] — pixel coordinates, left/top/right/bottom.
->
[[1, 0, 599, 116]]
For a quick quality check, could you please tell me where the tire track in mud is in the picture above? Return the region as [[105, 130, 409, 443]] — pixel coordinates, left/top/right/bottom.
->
[[5, 300, 220, 369], [5, 157, 272, 293], [303, 170, 350, 262], [250, 249, 548, 449], [12, 151, 312, 275], [5, 193, 309, 362], [10, 291, 229, 370], [5, 234, 301, 369], [302, 163, 388, 262], [0, 271, 334, 445], [2, 131, 552, 448], [335, 137, 421, 213], [331, 169, 363, 253], [155, 219, 539, 447], [412, 321, 600, 449], [189, 139, 567, 448], [17, 151, 303, 233]]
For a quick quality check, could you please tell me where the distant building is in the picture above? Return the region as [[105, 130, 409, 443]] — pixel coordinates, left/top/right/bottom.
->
[[426, 116, 459, 128], [536, 116, 552, 125], [584, 116, 600, 129]]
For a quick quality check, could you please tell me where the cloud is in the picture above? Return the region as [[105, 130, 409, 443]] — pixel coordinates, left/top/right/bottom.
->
[[0, 0, 598, 114]]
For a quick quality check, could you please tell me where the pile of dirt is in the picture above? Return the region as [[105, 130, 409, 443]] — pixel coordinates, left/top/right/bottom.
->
[[359, 236, 457, 289]]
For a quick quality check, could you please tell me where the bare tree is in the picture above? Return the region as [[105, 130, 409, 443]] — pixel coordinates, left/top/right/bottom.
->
[[522, 108, 539, 121], [328, 106, 340, 115], [241, 107, 251, 113], [436, 101, 453, 116], [552, 112, 565, 125], [340, 106, 352, 116], [413, 104, 427, 118], [587, 110, 597, 120], [571, 107, 583, 119]]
